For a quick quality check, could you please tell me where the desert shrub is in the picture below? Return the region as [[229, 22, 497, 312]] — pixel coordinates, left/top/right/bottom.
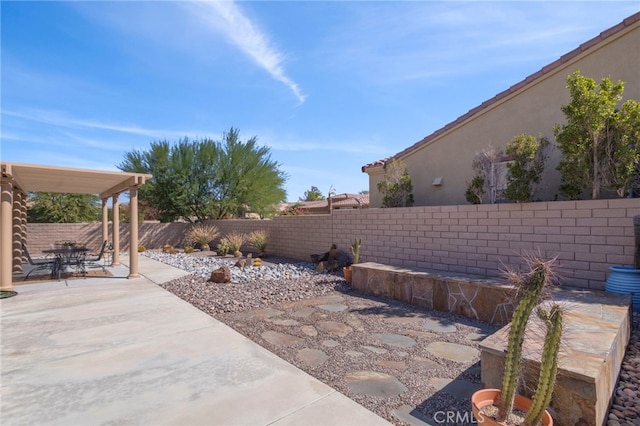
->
[[162, 244, 176, 254], [184, 224, 220, 251], [222, 231, 246, 256], [216, 239, 230, 256], [248, 230, 269, 257]]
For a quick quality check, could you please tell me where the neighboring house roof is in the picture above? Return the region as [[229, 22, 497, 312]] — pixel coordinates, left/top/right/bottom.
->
[[281, 193, 369, 213], [361, 11, 640, 173]]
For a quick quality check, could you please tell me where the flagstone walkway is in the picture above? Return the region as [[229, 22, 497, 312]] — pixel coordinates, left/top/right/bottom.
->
[[213, 290, 500, 425]]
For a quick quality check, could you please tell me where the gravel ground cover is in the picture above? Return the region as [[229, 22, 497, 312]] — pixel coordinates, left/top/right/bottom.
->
[[145, 251, 640, 426]]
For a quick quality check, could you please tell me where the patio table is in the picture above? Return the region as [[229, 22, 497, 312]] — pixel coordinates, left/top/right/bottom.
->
[[43, 247, 90, 279]]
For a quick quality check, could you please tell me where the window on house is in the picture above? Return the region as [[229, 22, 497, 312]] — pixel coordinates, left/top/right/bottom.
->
[[490, 160, 511, 204]]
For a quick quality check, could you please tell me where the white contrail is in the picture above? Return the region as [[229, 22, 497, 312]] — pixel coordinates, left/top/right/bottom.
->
[[187, 1, 306, 104]]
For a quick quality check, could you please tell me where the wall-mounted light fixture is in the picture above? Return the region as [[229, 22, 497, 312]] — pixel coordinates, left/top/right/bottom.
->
[[432, 177, 443, 186]]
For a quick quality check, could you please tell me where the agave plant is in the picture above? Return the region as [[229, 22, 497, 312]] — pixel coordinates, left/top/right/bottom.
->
[[184, 224, 220, 251]]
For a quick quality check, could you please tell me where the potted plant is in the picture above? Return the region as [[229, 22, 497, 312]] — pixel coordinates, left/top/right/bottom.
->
[[605, 214, 640, 312], [343, 238, 361, 284], [472, 254, 563, 426]]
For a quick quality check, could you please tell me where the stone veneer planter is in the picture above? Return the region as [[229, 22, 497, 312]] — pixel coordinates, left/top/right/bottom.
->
[[351, 262, 517, 325], [350, 262, 633, 426]]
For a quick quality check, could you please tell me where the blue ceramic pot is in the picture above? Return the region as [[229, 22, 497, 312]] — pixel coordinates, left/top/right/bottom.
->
[[605, 266, 640, 312]]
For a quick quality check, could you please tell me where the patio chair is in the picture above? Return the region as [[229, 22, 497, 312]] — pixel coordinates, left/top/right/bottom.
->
[[22, 242, 57, 280], [83, 240, 108, 273]]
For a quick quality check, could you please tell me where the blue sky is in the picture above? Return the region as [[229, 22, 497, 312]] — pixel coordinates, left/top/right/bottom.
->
[[2, 1, 638, 202]]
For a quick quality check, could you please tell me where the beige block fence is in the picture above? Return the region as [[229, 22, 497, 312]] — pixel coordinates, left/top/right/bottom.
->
[[26, 198, 639, 290]]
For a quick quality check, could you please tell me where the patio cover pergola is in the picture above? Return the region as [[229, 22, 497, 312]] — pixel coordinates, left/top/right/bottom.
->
[[1, 162, 152, 290]]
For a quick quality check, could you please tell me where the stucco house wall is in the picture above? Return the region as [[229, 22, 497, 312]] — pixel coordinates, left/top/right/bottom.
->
[[364, 13, 640, 207]]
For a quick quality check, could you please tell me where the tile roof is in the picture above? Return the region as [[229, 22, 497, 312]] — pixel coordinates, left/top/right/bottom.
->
[[281, 193, 369, 212], [362, 11, 640, 173]]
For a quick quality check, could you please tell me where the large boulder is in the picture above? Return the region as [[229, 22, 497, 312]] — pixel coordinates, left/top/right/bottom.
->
[[208, 266, 231, 283]]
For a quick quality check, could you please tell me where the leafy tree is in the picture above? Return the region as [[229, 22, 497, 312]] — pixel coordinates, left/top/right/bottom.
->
[[465, 145, 504, 204], [377, 159, 414, 207], [555, 70, 640, 199], [300, 186, 325, 201], [504, 134, 550, 202], [359, 190, 369, 195], [118, 128, 287, 222], [28, 192, 100, 223]]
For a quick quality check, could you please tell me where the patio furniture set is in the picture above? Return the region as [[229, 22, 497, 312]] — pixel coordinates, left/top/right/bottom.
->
[[23, 240, 109, 280]]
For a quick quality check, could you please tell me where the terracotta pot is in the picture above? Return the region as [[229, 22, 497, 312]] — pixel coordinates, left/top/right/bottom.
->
[[343, 266, 352, 284], [471, 389, 553, 426]]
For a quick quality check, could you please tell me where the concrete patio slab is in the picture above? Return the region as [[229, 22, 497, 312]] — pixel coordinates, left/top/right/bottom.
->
[[1, 257, 390, 426]]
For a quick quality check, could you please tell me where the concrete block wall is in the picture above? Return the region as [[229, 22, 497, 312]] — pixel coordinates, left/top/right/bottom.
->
[[26, 222, 188, 254], [25, 198, 638, 290]]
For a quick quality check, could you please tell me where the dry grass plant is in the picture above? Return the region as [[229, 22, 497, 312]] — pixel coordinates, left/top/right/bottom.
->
[[248, 230, 269, 257], [184, 224, 220, 251], [222, 232, 247, 257]]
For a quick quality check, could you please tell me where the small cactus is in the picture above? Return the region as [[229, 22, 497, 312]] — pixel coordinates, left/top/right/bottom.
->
[[350, 238, 362, 264]]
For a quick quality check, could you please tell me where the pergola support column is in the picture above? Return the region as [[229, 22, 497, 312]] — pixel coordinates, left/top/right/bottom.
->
[[102, 198, 109, 245], [1, 179, 14, 290], [20, 191, 27, 263], [12, 191, 24, 273], [112, 194, 120, 266], [127, 186, 140, 279]]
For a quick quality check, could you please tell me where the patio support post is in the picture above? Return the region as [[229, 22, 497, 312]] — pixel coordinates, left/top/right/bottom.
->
[[20, 191, 27, 263], [102, 198, 108, 246], [12, 191, 24, 273], [1, 178, 14, 290], [128, 186, 140, 279], [112, 194, 120, 266]]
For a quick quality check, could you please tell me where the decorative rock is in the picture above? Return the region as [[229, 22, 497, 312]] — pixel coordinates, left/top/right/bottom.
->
[[375, 333, 417, 348], [362, 345, 388, 354], [345, 371, 408, 398], [208, 266, 231, 283], [422, 318, 457, 333], [297, 348, 329, 368], [270, 319, 299, 326], [394, 405, 436, 426], [425, 341, 479, 363], [413, 356, 439, 369], [317, 320, 353, 337], [290, 307, 316, 318], [322, 339, 340, 348], [428, 378, 482, 399], [300, 325, 317, 337], [318, 303, 348, 312], [346, 350, 364, 357], [260, 330, 303, 347], [376, 360, 407, 370]]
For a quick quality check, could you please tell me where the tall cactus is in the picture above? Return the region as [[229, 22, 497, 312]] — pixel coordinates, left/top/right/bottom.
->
[[525, 304, 563, 426], [498, 258, 555, 420]]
